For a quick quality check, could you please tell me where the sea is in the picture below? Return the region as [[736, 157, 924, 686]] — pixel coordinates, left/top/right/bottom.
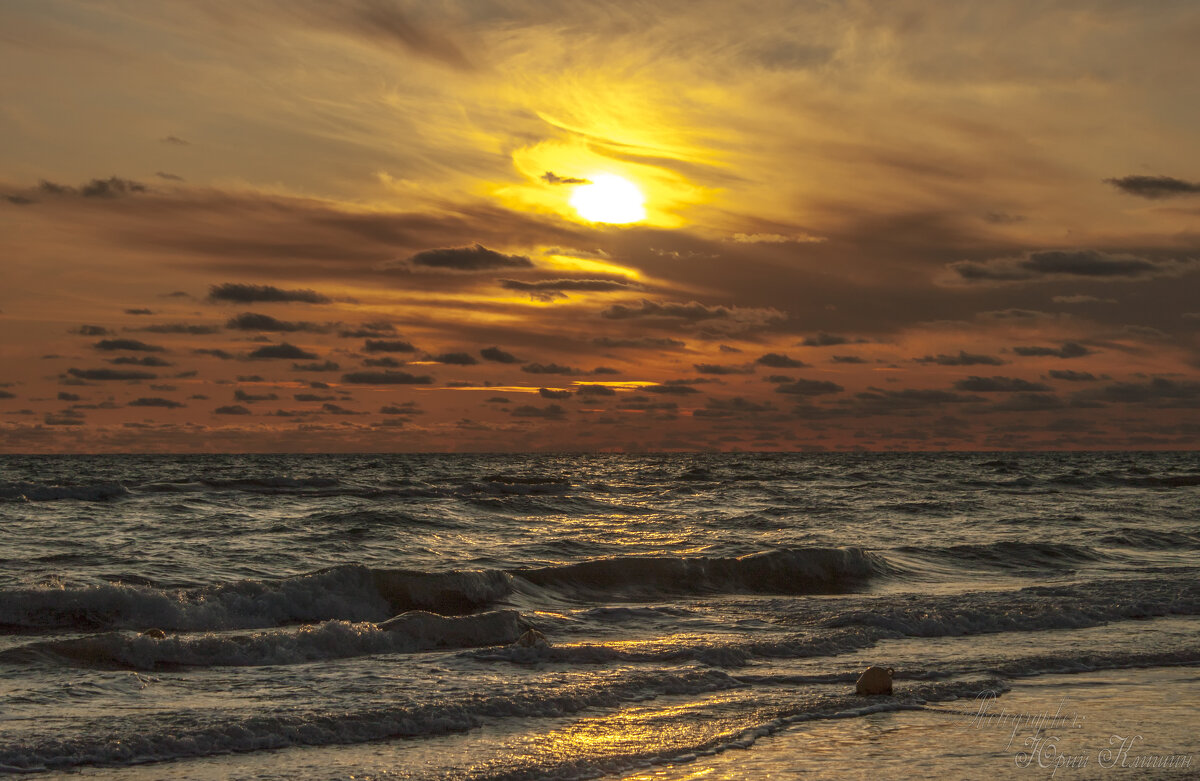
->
[[0, 452, 1197, 779]]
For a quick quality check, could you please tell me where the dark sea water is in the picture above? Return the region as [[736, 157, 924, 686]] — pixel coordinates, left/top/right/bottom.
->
[[0, 452, 1197, 778]]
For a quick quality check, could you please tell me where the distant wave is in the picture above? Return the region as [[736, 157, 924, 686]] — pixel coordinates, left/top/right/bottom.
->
[[515, 547, 886, 598], [1098, 527, 1200, 549], [962, 471, 1200, 491], [0, 481, 130, 502], [895, 540, 1109, 571]]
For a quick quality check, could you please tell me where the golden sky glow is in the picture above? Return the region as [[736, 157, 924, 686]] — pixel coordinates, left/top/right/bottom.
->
[[1, 1, 1199, 452]]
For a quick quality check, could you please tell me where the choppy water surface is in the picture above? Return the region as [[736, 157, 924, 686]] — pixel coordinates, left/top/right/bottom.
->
[[0, 452, 1196, 778]]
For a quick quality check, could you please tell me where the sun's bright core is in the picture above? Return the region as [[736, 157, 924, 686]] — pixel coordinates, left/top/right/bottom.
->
[[570, 174, 646, 224]]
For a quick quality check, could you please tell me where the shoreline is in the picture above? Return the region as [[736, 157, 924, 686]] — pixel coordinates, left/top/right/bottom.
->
[[620, 665, 1199, 781]]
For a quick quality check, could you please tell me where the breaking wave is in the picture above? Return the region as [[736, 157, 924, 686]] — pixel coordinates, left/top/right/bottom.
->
[[0, 548, 883, 632]]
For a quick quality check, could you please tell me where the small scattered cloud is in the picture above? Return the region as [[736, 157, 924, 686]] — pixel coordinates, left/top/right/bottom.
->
[[94, 338, 164, 352], [731, 232, 824, 244], [499, 277, 639, 301], [340, 370, 433, 384], [480, 346, 520, 363], [983, 211, 1026, 224], [136, 323, 220, 334], [67, 368, 156, 381], [234, 389, 279, 403], [694, 363, 755, 375], [1052, 295, 1117, 304], [756, 353, 808, 368], [194, 348, 234, 360], [944, 250, 1195, 285], [988, 393, 1068, 412], [156, 171, 185, 181], [510, 403, 567, 419], [363, 356, 403, 367], [214, 404, 251, 415], [128, 397, 184, 408], [694, 397, 776, 417], [380, 402, 423, 416], [81, 177, 146, 198], [541, 172, 590, 185], [124, 308, 154, 316], [321, 403, 362, 415], [592, 336, 687, 349], [1072, 378, 1200, 408], [209, 283, 331, 304], [404, 244, 533, 272], [521, 362, 578, 375], [432, 352, 478, 365], [1121, 325, 1170, 339], [774, 379, 844, 395], [643, 383, 701, 395], [1104, 175, 1200, 199], [109, 355, 172, 367], [538, 387, 571, 399], [978, 309, 1056, 320], [916, 351, 1006, 366], [576, 384, 617, 397], [161, 135, 190, 146], [954, 376, 1053, 392], [801, 332, 853, 347], [364, 339, 417, 353], [1013, 342, 1092, 359], [601, 300, 785, 330], [293, 360, 341, 371], [226, 312, 328, 332], [839, 388, 984, 415], [246, 343, 319, 360], [339, 321, 396, 338], [1048, 370, 1098, 382]]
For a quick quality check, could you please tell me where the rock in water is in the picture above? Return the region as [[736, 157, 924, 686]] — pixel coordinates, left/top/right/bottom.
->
[[855, 665, 894, 695], [514, 628, 548, 648]]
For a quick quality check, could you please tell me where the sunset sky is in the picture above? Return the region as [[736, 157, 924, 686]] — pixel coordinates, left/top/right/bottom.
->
[[2, 0, 1199, 452]]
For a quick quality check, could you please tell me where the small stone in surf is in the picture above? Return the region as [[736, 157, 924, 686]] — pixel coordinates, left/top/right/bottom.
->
[[514, 628, 548, 648], [855, 665, 894, 695]]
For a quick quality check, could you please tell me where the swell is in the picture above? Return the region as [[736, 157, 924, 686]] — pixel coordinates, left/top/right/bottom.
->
[[514, 547, 886, 598], [4, 610, 530, 670], [0, 565, 394, 632], [0, 481, 130, 502]]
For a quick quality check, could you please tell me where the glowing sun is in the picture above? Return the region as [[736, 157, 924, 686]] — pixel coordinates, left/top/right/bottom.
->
[[570, 174, 646, 224]]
